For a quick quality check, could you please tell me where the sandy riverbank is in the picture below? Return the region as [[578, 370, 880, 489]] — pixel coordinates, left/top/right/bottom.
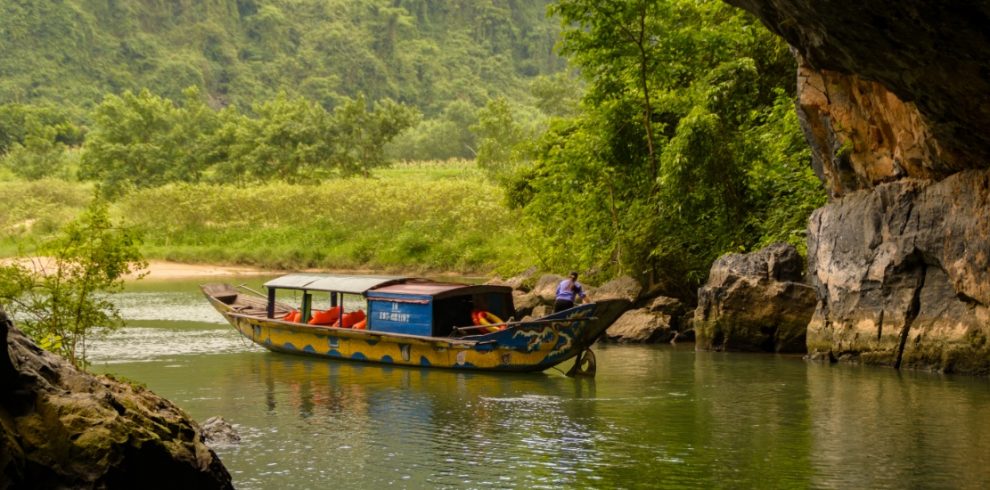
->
[[137, 260, 276, 280], [2, 257, 276, 281], [5, 258, 485, 281]]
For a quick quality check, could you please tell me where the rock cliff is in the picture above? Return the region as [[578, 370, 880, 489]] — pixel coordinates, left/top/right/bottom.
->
[[1, 311, 233, 487], [806, 172, 990, 372], [726, 0, 990, 373]]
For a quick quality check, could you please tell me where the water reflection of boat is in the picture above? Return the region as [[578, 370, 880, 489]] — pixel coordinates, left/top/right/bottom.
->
[[254, 354, 600, 420], [202, 274, 628, 376]]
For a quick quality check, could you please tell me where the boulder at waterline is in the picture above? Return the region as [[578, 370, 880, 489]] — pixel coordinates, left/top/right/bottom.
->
[[605, 308, 676, 343], [695, 243, 817, 353], [646, 296, 686, 316], [0, 310, 233, 488], [488, 266, 538, 292], [530, 304, 551, 319], [605, 294, 687, 344], [201, 416, 241, 447]]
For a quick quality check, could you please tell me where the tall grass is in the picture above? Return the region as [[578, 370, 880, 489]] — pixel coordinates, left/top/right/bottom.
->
[[70, 160, 533, 273], [0, 179, 93, 254]]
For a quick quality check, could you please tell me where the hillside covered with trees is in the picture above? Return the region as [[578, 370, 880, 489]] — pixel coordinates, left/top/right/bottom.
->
[[1, 0, 565, 160], [0, 0, 825, 300]]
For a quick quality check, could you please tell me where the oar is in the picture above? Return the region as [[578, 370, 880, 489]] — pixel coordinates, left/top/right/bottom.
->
[[235, 283, 266, 297]]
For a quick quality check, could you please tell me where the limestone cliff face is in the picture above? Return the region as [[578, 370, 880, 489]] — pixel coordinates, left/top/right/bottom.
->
[[726, 0, 990, 373], [807, 172, 990, 373], [796, 66, 949, 197], [726, 0, 990, 173]]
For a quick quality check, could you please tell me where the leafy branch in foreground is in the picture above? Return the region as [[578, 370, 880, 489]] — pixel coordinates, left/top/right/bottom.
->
[[0, 198, 146, 368]]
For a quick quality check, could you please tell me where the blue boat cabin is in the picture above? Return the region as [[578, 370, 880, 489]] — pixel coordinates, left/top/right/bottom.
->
[[263, 274, 515, 337]]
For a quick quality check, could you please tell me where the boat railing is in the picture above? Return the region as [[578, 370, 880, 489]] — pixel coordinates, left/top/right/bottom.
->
[[452, 316, 598, 336], [235, 283, 267, 297]]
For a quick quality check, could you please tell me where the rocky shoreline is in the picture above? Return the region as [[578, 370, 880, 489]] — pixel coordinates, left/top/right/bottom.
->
[[496, 229, 989, 376], [1, 311, 233, 488]]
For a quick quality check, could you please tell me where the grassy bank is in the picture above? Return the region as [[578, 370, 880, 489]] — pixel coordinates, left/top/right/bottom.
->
[[0, 161, 535, 274]]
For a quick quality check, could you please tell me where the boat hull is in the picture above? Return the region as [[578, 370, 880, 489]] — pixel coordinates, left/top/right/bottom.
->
[[206, 292, 629, 373]]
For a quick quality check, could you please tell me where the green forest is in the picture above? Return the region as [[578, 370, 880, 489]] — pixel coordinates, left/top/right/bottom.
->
[[0, 0, 825, 301]]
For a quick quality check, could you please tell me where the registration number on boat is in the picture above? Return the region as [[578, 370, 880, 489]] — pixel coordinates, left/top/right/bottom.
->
[[378, 312, 411, 323]]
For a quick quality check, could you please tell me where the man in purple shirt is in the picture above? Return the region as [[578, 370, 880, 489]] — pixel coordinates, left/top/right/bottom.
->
[[553, 271, 587, 313]]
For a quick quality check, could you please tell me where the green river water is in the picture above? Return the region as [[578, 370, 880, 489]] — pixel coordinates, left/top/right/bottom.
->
[[88, 277, 990, 489]]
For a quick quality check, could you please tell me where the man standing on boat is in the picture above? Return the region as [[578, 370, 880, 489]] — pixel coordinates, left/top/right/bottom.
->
[[553, 271, 587, 313]]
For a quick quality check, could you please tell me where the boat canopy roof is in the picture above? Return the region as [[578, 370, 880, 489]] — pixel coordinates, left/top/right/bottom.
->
[[264, 274, 408, 294], [370, 282, 512, 299], [263, 274, 512, 298]]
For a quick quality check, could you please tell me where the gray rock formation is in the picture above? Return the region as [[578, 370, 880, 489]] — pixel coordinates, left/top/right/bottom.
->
[[589, 276, 643, 303], [511, 290, 542, 318], [201, 416, 241, 447], [531, 274, 565, 304], [695, 243, 817, 352], [487, 266, 538, 292], [1, 310, 233, 488], [652, 297, 696, 344], [606, 308, 676, 343], [646, 296, 686, 316], [727, 0, 990, 373], [605, 294, 688, 344], [530, 304, 551, 319], [725, 0, 990, 174]]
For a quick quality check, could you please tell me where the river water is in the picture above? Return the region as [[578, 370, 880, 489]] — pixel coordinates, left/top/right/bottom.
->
[[88, 277, 990, 489]]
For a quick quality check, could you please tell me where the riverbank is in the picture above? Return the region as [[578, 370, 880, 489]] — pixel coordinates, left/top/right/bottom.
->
[[133, 261, 492, 283], [1, 257, 276, 281], [136, 260, 276, 280], [4, 256, 493, 284]]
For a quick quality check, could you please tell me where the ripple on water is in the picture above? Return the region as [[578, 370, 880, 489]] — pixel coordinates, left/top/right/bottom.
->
[[113, 291, 230, 324], [86, 326, 261, 363]]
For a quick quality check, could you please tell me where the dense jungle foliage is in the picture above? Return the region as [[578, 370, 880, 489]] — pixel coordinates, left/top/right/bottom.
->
[[0, 0, 825, 300], [504, 0, 825, 297], [0, 0, 565, 161]]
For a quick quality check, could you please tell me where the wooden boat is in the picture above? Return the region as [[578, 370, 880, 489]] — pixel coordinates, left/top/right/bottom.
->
[[201, 274, 629, 376]]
